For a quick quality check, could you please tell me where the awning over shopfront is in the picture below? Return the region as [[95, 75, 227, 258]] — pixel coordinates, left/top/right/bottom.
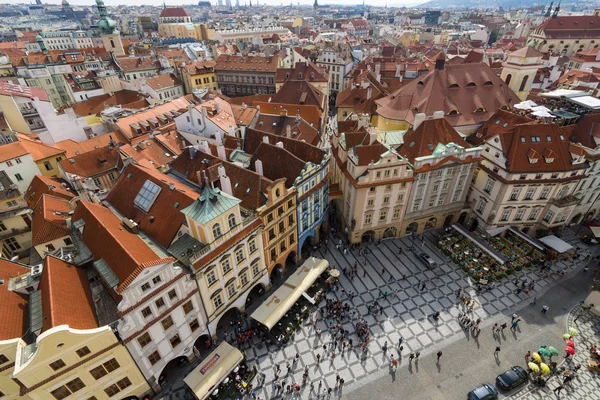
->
[[590, 226, 600, 238], [250, 257, 328, 330], [508, 227, 546, 251], [184, 342, 244, 400], [539, 235, 574, 253], [486, 226, 509, 237], [452, 224, 508, 264]]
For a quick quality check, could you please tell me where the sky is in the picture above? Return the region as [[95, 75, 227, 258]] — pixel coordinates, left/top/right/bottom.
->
[[6, 0, 426, 7]]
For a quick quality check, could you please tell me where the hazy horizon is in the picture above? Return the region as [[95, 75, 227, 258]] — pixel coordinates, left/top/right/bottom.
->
[[3, 0, 427, 7]]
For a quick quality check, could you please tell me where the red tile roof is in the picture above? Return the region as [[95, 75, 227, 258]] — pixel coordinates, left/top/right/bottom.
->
[[244, 128, 326, 166], [249, 142, 306, 189], [16, 134, 64, 161], [25, 175, 75, 209], [0, 81, 49, 101], [0, 142, 29, 163], [214, 54, 279, 74], [276, 61, 328, 83], [398, 117, 473, 163], [31, 195, 71, 246], [59, 145, 121, 178], [270, 80, 325, 111], [54, 132, 129, 158], [566, 113, 600, 149], [105, 163, 198, 248], [469, 109, 534, 146], [538, 16, 600, 38], [376, 62, 517, 128], [73, 201, 164, 293], [145, 73, 181, 91], [116, 56, 161, 72], [71, 90, 148, 117], [160, 7, 189, 17], [0, 260, 29, 340], [40, 256, 98, 332], [509, 46, 543, 58], [253, 114, 320, 146]]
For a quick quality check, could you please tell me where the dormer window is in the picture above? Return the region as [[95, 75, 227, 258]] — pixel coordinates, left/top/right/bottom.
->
[[466, 82, 476, 87], [449, 83, 459, 88], [545, 157, 554, 163], [483, 81, 493, 86], [530, 157, 538, 164], [473, 107, 485, 113], [448, 109, 460, 115], [417, 81, 424, 86]]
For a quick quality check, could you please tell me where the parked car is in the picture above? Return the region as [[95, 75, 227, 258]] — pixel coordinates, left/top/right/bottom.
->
[[468, 383, 498, 400], [418, 252, 437, 268], [496, 366, 528, 391]]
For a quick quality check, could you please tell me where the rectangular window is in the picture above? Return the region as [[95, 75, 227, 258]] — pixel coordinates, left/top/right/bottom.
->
[[65, 378, 85, 393], [524, 188, 535, 200], [379, 210, 387, 221], [141, 282, 150, 292], [235, 248, 244, 263], [50, 386, 71, 400], [155, 298, 165, 309], [15, 173, 23, 181], [134, 180, 162, 212], [213, 294, 223, 309], [170, 334, 182, 348], [168, 289, 177, 300], [90, 365, 108, 380], [141, 307, 152, 319], [137, 332, 151, 348], [206, 270, 217, 286], [514, 209, 525, 221], [161, 316, 174, 330], [500, 210, 510, 221], [152, 275, 162, 285], [288, 214, 294, 226], [49, 359, 66, 371], [476, 200, 485, 214], [148, 351, 161, 365], [364, 214, 372, 224], [189, 318, 200, 332], [509, 188, 520, 201], [484, 179, 493, 194], [249, 239, 257, 254], [44, 160, 53, 171], [76, 346, 91, 358], [539, 187, 551, 200], [241, 272, 249, 286], [543, 210, 554, 223], [227, 282, 236, 297], [222, 259, 232, 275], [528, 208, 540, 220], [182, 300, 193, 315], [289, 233, 295, 244], [0, 354, 8, 365]]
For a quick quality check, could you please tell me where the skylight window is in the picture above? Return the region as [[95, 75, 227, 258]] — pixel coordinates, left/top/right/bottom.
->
[[134, 180, 161, 212]]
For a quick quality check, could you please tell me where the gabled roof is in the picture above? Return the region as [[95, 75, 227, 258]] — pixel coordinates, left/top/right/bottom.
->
[[248, 142, 307, 188], [469, 109, 534, 146], [269, 80, 325, 111], [0, 259, 29, 340], [71, 90, 148, 117], [25, 175, 75, 209], [145, 74, 181, 91], [181, 185, 240, 225], [353, 141, 388, 166], [160, 7, 189, 17], [276, 61, 329, 83], [31, 195, 71, 246], [181, 60, 216, 75], [214, 54, 279, 74], [568, 113, 600, 149], [253, 101, 321, 128], [376, 62, 517, 128], [0, 142, 29, 163], [398, 117, 473, 163], [73, 201, 166, 294], [509, 46, 543, 58], [106, 163, 198, 248], [54, 132, 128, 158], [114, 97, 191, 139], [0, 81, 49, 101], [244, 128, 325, 166], [16, 134, 64, 161], [40, 256, 98, 332], [538, 15, 600, 33], [253, 114, 320, 146], [116, 56, 160, 72], [58, 145, 121, 177]]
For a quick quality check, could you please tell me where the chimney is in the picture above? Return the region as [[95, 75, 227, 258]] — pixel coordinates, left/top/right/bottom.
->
[[433, 110, 445, 119], [374, 62, 381, 77], [169, 182, 175, 191], [276, 141, 284, 148], [367, 127, 377, 145], [215, 130, 223, 146], [286, 125, 291, 137], [228, 125, 235, 137], [198, 140, 211, 155], [196, 170, 203, 185], [189, 146, 197, 160], [217, 144, 227, 161], [215, 101, 221, 114], [367, 87, 372, 100], [218, 165, 233, 195], [262, 135, 270, 144], [413, 113, 427, 129], [395, 63, 402, 77], [255, 159, 263, 175]]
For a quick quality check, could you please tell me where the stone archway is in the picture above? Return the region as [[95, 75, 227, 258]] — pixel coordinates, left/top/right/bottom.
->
[[458, 212, 467, 225], [215, 306, 242, 340], [362, 230, 375, 242], [405, 222, 419, 234], [383, 227, 397, 238], [158, 357, 188, 388], [193, 334, 213, 360], [245, 282, 267, 310], [443, 214, 454, 228], [569, 213, 583, 225], [469, 218, 479, 232], [424, 217, 437, 230]]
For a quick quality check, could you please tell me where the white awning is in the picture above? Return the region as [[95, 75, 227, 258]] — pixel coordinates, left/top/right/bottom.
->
[[590, 226, 600, 238], [539, 89, 587, 99], [486, 226, 509, 237], [514, 100, 537, 110], [568, 95, 600, 110], [184, 342, 244, 400], [250, 257, 328, 330], [539, 235, 574, 253]]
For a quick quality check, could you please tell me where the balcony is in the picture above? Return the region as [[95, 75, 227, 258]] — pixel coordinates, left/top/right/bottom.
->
[[0, 226, 31, 240], [548, 195, 578, 208], [19, 106, 38, 116]]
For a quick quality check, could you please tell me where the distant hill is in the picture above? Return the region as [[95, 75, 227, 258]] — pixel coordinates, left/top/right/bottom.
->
[[416, 0, 555, 8]]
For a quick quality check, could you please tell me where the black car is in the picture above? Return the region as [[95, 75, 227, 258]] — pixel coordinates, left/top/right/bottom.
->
[[496, 366, 528, 391], [468, 383, 498, 400]]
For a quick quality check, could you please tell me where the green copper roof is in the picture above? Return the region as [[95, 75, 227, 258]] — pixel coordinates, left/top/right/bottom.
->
[[181, 185, 240, 225]]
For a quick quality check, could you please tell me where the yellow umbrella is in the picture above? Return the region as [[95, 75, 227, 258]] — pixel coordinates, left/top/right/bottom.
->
[[528, 362, 540, 372], [540, 363, 551, 374], [532, 352, 542, 362], [569, 327, 579, 337]]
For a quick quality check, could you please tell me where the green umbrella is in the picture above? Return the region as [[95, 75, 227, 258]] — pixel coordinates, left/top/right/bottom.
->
[[548, 346, 559, 356], [538, 348, 551, 357]]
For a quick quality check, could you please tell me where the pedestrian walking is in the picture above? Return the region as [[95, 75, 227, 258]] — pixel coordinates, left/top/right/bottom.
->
[[316, 353, 321, 363], [409, 353, 415, 361], [436, 351, 443, 362], [382, 341, 388, 353], [493, 323, 499, 333], [525, 351, 531, 362], [511, 313, 518, 322], [494, 346, 501, 356], [398, 337, 403, 346], [511, 320, 519, 331], [553, 385, 564, 395], [563, 375, 574, 385], [363, 269, 367, 278], [500, 323, 507, 332], [541, 305, 549, 314], [415, 351, 420, 359]]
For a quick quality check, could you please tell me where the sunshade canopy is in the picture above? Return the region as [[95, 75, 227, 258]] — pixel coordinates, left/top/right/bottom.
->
[[539, 235, 573, 253], [250, 257, 328, 330], [184, 341, 244, 400]]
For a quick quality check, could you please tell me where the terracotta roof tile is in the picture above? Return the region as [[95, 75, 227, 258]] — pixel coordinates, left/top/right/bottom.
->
[[276, 61, 329, 83], [0, 260, 29, 340], [71, 90, 148, 117], [568, 113, 600, 149], [0, 81, 49, 101], [145, 74, 181, 91], [181, 60, 216, 75], [160, 7, 189, 17], [244, 128, 325, 165], [253, 114, 320, 146], [25, 175, 75, 209], [116, 56, 161, 72], [270, 80, 325, 111], [248, 142, 306, 189], [254, 101, 321, 128], [16, 134, 64, 161], [73, 201, 163, 293], [469, 109, 534, 146], [59, 145, 121, 177], [215, 54, 279, 73], [54, 132, 128, 158], [115, 97, 191, 139], [40, 256, 98, 332], [105, 163, 198, 248], [31, 195, 71, 246], [0, 142, 29, 163]]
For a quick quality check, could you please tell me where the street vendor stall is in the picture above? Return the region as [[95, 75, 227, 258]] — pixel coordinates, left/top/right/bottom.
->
[[184, 342, 245, 400], [452, 224, 507, 264], [250, 257, 328, 335]]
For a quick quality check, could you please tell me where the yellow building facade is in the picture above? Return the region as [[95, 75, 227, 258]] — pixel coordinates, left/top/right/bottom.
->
[[500, 47, 543, 101], [13, 325, 151, 400], [180, 60, 217, 94], [158, 23, 211, 41]]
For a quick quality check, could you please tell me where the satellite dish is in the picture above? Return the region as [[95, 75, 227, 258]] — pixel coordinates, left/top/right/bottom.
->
[[0, 56, 8, 65]]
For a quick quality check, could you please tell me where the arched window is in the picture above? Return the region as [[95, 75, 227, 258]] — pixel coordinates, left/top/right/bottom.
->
[[110, 39, 115, 48], [505, 74, 512, 86], [212, 223, 222, 239], [519, 75, 529, 92], [228, 213, 236, 230]]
